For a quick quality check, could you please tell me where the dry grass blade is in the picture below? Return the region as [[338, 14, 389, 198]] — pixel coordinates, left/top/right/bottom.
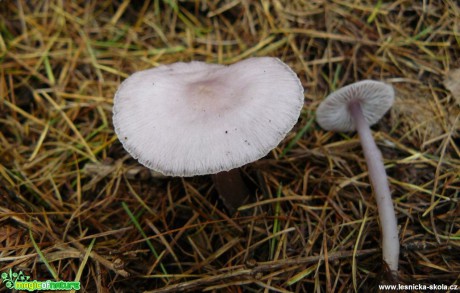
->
[[145, 249, 378, 292]]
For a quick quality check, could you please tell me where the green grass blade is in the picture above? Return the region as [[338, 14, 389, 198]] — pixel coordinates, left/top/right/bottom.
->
[[122, 202, 169, 277], [29, 229, 58, 280]]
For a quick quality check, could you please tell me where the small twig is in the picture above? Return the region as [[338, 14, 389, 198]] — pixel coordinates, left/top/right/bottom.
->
[[145, 248, 379, 292], [67, 236, 129, 278]]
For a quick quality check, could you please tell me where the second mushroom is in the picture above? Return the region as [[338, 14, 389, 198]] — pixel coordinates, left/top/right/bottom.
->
[[316, 80, 400, 275]]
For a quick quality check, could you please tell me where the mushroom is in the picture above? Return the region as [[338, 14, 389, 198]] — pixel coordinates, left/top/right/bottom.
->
[[113, 57, 304, 212], [315, 80, 399, 274]]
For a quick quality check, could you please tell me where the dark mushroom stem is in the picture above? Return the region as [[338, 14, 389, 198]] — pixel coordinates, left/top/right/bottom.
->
[[212, 168, 251, 214], [349, 100, 399, 274]]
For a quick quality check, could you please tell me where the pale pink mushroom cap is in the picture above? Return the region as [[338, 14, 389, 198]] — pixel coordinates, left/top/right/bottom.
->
[[316, 80, 394, 132], [113, 57, 304, 176]]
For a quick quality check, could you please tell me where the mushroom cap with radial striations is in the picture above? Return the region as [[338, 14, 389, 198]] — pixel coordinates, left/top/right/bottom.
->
[[316, 80, 394, 132], [113, 57, 304, 177]]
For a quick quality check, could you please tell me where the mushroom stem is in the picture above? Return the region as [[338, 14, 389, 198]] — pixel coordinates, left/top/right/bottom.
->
[[349, 100, 399, 274], [212, 169, 251, 214]]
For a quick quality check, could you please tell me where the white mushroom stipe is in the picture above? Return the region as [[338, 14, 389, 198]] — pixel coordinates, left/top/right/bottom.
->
[[349, 100, 399, 274], [316, 80, 399, 274], [113, 57, 304, 177]]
